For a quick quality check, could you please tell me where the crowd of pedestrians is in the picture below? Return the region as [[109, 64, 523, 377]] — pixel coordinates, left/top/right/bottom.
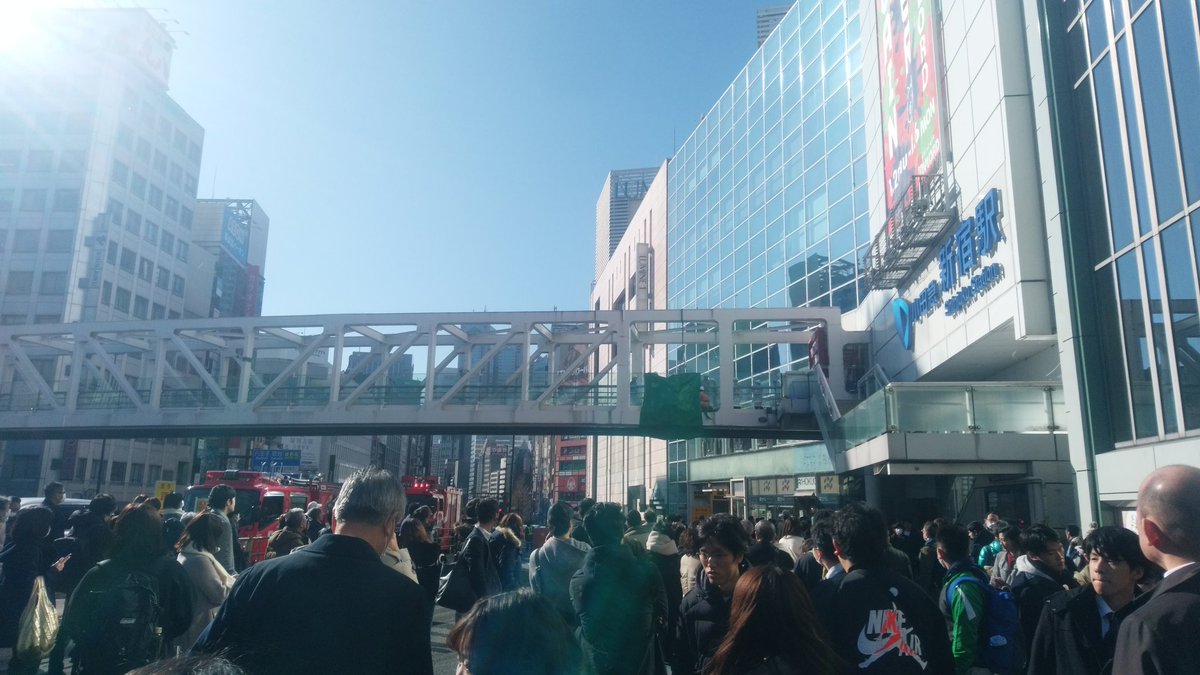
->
[[2, 463, 1200, 674]]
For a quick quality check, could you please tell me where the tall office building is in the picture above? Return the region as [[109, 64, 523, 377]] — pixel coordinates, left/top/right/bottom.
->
[[0, 9, 207, 498], [192, 199, 269, 318], [594, 167, 659, 282], [756, 5, 792, 47], [1038, 0, 1200, 526]]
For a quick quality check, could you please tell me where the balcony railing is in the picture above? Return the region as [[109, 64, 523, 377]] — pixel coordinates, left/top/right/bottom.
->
[[827, 382, 1064, 453]]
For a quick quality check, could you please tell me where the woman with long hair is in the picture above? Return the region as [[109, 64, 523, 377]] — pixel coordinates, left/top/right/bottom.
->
[[490, 512, 524, 592], [707, 564, 838, 675], [0, 507, 58, 675], [398, 516, 441, 624], [175, 512, 236, 653]]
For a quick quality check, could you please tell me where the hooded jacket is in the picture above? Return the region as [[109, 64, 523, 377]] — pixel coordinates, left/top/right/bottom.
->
[[489, 526, 523, 591], [570, 543, 667, 675], [530, 536, 591, 626], [811, 565, 954, 674], [1010, 554, 1072, 646]]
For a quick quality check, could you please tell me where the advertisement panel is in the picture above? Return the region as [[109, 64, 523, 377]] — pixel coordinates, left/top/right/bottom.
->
[[280, 436, 320, 469], [250, 449, 301, 474], [220, 201, 251, 266], [877, 0, 945, 213], [558, 475, 584, 494]]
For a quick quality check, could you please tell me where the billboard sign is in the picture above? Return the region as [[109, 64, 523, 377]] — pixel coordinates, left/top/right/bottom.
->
[[250, 449, 301, 474], [220, 201, 251, 266], [877, 0, 946, 213], [280, 436, 320, 469]]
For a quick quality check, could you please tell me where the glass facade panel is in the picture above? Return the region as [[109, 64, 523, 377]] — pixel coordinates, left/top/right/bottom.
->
[[1162, 220, 1199, 429], [1115, 38, 1151, 233], [1093, 56, 1135, 251], [1141, 241, 1177, 432], [1132, 8, 1184, 223], [1116, 250, 1157, 437], [1160, 0, 1200, 202]]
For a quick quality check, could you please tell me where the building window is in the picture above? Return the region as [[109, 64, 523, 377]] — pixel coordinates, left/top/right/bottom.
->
[[0, 314, 25, 325], [171, 274, 185, 297], [169, 163, 182, 187], [34, 314, 60, 324], [180, 207, 193, 228], [176, 240, 188, 262], [148, 464, 162, 484], [110, 461, 127, 483], [151, 302, 165, 319], [164, 196, 179, 220], [74, 458, 88, 482], [0, 149, 20, 172], [137, 257, 153, 282], [108, 198, 124, 226], [125, 210, 141, 236], [114, 286, 131, 312], [129, 463, 144, 485], [130, 173, 146, 200], [160, 230, 174, 255], [20, 188, 46, 211], [3, 455, 40, 480], [153, 150, 167, 174], [106, 240, 118, 265], [46, 229, 74, 252], [184, 174, 197, 197], [148, 185, 163, 210], [101, 280, 112, 305], [52, 189, 80, 211], [119, 247, 136, 273], [13, 229, 39, 252], [59, 149, 86, 172], [177, 461, 190, 484], [0, 188, 13, 212], [143, 220, 158, 245], [117, 124, 134, 149], [90, 459, 108, 481], [133, 295, 148, 319], [26, 150, 53, 171], [112, 159, 128, 186], [168, 310, 180, 319], [38, 271, 67, 294], [5, 271, 34, 295], [135, 137, 151, 161], [156, 266, 170, 290]]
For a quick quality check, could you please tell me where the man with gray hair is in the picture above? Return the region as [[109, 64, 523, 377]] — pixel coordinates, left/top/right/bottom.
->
[[1112, 464, 1200, 674], [196, 467, 433, 674]]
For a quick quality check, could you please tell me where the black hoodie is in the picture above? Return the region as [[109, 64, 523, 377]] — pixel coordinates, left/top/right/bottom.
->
[[570, 543, 666, 675]]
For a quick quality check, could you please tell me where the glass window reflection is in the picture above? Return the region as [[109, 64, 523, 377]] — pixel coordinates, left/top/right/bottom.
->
[[1132, 10, 1184, 223], [1116, 251, 1157, 437], [1161, 221, 1199, 429]]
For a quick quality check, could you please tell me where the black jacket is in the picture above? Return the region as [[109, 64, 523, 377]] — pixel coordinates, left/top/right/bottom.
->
[[1027, 584, 1133, 675], [571, 543, 667, 675], [1010, 557, 1072, 647], [812, 565, 954, 674], [748, 541, 795, 569], [462, 525, 502, 601], [1111, 563, 1200, 675], [196, 534, 433, 675], [488, 526, 523, 592], [795, 550, 824, 592], [62, 553, 195, 673], [58, 509, 114, 596], [0, 538, 54, 648], [675, 572, 732, 675], [915, 539, 945, 600]]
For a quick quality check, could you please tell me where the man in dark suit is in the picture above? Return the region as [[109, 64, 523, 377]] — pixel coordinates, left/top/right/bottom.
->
[[1027, 525, 1151, 675], [1112, 464, 1200, 675], [195, 467, 433, 675], [460, 496, 502, 617]]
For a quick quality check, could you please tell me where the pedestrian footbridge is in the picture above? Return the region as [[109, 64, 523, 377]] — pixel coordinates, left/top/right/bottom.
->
[[0, 309, 862, 441]]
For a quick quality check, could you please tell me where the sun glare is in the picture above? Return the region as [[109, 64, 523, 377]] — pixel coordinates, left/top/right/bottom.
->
[[0, 2, 48, 55]]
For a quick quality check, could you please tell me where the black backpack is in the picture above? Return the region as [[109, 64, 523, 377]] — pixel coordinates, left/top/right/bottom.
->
[[74, 562, 163, 673], [162, 516, 185, 555]]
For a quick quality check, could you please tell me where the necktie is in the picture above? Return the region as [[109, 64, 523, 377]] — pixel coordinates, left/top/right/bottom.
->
[[1102, 611, 1118, 653]]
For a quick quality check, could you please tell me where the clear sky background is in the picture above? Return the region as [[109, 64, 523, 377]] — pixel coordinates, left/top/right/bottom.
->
[[129, 1, 770, 316]]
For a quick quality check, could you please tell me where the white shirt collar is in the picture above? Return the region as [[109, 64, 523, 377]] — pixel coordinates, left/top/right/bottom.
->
[[1162, 561, 1197, 579]]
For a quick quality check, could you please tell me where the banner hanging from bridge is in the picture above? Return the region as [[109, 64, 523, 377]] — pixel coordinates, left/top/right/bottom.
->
[[639, 372, 703, 439]]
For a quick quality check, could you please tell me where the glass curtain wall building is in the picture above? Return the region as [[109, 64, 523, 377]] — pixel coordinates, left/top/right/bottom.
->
[[665, 2, 869, 514], [1040, 0, 1200, 523]]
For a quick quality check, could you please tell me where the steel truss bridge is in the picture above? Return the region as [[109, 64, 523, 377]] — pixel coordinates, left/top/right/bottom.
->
[[0, 308, 859, 441]]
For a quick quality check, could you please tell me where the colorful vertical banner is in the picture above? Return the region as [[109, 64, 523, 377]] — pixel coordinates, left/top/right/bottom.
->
[[877, 0, 945, 213]]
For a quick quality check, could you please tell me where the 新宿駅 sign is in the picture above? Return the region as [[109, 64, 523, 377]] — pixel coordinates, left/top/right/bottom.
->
[[893, 188, 1005, 350]]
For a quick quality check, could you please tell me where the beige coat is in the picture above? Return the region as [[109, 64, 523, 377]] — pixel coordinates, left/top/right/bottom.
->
[[176, 546, 235, 652]]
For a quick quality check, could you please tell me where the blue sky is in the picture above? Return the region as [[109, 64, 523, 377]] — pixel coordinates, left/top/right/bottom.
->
[[141, 1, 772, 315]]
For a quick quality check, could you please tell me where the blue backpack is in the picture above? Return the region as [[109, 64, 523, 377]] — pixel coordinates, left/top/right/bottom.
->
[[945, 574, 1021, 674]]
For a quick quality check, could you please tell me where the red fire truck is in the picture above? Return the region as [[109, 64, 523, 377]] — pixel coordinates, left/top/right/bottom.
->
[[184, 470, 340, 563], [401, 475, 462, 553]]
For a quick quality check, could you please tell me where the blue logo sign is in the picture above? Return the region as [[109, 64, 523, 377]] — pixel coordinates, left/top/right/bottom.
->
[[895, 188, 1006, 350], [250, 449, 300, 473], [892, 298, 914, 350]]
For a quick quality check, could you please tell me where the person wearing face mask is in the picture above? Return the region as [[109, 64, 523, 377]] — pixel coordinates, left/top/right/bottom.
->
[[674, 514, 751, 675], [1027, 526, 1153, 675]]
